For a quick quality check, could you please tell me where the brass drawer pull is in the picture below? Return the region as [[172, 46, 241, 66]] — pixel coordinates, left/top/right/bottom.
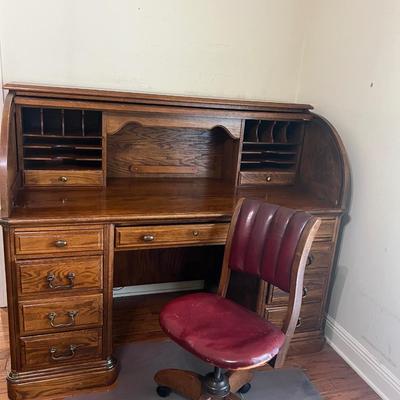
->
[[54, 239, 68, 248], [266, 175, 272, 182], [58, 176, 68, 183], [50, 344, 78, 361], [48, 310, 78, 328], [296, 317, 302, 328], [47, 272, 75, 289], [192, 230, 199, 237], [302, 287, 308, 298], [142, 234, 155, 242], [306, 254, 314, 266]]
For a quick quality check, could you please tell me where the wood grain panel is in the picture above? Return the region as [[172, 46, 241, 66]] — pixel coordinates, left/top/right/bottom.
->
[[24, 170, 103, 187], [20, 328, 102, 370], [16, 255, 103, 296], [14, 226, 104, 255], [115, 223, 229, 250], [18, 294, 103, 335], [107, 126, 228, 178]]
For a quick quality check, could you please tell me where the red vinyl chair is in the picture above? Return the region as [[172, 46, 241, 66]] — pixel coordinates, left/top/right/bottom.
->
[[154, 198, 321, 399]]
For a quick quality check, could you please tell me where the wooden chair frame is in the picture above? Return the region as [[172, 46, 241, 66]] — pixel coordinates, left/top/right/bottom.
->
[[155, 198, 321, 399]]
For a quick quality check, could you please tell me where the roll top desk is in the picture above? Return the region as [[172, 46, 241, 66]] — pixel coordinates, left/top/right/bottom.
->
[[0, 84, 349, 400]]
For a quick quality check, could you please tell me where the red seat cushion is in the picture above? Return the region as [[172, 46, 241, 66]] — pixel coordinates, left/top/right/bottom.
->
[[160, 292, 286, 370]]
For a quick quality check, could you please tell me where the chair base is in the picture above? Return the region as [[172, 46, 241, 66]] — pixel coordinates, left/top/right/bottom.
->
[[154, 368, 253, 399]]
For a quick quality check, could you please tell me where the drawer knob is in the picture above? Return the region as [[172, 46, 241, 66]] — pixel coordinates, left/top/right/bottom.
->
[[306, 254, 314, 266], [58, 176, 68, 183], [192, 231, 199, 237], [302, 287, 308, 298], [296, 317, 302, 328], [47, 272, 75, 289], [54, 239, 68, 248], [48, 310, 78, 328], [142, 234, 155, 242], [266, 176, 272, 182], [50, 344, 78, 361]]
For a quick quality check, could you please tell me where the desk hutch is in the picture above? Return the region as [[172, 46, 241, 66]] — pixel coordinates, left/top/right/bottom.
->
[[0, 84, 349, 400]]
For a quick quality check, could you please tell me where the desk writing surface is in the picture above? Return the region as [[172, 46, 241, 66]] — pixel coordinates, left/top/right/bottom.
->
[[9, 178, 335, 225]]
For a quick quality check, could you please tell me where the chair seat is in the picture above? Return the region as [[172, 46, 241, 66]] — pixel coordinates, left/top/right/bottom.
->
[[160, 292, 286, 370]]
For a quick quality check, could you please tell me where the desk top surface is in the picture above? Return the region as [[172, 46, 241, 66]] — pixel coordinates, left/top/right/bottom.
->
[[6, 178, 339, 225]]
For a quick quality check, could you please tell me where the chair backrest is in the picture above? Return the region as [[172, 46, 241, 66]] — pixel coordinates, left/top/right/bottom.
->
[[228, 199, 315, 292], [217, 198, 320, 367]]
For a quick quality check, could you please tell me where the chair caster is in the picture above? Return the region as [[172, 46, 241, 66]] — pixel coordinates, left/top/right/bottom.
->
[[156, 385, 172, 397], [238, 382, 251, 394]]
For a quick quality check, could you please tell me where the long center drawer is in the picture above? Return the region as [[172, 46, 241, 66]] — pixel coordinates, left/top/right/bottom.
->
[[115, 223, 230, 249]]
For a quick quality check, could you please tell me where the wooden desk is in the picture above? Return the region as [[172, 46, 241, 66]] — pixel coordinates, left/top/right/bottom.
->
[[0, 84, 349, 400]]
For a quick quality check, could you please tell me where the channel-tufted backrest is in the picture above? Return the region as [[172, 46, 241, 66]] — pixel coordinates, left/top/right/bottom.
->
[[228, 199, 316, 293]]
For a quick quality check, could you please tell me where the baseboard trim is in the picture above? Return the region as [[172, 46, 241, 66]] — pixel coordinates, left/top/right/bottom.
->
[[325, 315, 400, 400], [113, 280, 205, 298]]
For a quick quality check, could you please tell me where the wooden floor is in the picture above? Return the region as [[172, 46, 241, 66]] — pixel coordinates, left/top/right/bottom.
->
[[0, 307, 380, 400]]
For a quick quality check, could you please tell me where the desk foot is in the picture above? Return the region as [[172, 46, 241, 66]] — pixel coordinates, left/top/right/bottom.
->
[[7, 357, 118, 400]]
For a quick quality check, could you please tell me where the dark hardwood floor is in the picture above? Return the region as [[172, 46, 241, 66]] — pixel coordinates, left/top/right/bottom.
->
[[0, 308, 380, 400]]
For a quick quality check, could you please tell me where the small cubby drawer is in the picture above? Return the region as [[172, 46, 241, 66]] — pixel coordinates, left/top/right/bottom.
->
[[16, 256, 103, 296], [239, 171, 295, 185], [115, 223, 230, 249], [14, 226, 104, 256], [20, 328, 102, 370], [18, 294, 103, 335], [24, 170, 103, 187]]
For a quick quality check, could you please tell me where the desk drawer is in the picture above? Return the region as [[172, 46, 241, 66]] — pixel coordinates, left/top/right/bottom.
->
[[314, 218, 337, 242], [265, 302, 323, 333], [19, 294, 103, 335], [14, 226, 104, 255], [20, 328, 102, 370], [115, 223, 229, 249], [268, 268, 328, 306], [239, 171, 295, 185], [16, 255, 103, 296], [24, 170, 103, 187]]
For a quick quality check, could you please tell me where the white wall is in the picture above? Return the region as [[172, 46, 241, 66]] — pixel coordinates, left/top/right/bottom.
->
[[0, 0, 309, 101], [297, 0, 400, 396]]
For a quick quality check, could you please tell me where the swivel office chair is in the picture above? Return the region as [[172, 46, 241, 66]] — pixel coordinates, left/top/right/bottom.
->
[[154, 198, 321, 399]]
